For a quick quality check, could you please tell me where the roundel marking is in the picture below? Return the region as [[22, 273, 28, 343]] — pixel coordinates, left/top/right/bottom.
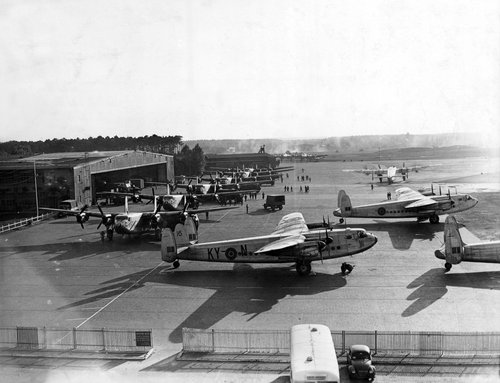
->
[[378, 207, 386, 216], [225, 247, 237, 261]]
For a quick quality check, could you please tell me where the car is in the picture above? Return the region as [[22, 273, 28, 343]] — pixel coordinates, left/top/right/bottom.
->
[[347, 344, 376, 381]]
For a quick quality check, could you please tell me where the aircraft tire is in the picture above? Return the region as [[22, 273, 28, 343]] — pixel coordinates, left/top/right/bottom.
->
[[445, 262, 452, 271], [296, 262, 311, 276], [173, 261, 180, 269], [429, 214, 440, 224]]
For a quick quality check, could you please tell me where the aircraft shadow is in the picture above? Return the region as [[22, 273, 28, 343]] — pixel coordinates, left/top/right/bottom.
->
[[402, 268, 500, 317], [339, 221, 444, 250], [56, 264, 347, 343], [0, 240, 159, 262]]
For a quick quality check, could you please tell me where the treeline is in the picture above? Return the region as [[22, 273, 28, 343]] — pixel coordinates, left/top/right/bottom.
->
[[0, 135, 184, 158], [174, 144, 206, 176]]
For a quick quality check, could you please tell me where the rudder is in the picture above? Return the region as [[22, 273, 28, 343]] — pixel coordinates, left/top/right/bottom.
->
[[338, 190, 352, 216], [161, 228, 177, 262], [444, 215, 464, 265]]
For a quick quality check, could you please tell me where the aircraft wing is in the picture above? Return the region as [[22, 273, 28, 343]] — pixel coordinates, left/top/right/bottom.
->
[[186, 206, 239, 214], [394, 187, 425, 201], [40, 207, 109, 219], [395, 187, 445, 210], [271, 212, 309, 235], [254, 234, 306, 254]]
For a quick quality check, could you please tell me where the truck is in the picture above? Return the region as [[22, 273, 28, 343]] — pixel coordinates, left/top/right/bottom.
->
[[57, 199, 80, 217], [263, 194, 285, 211]]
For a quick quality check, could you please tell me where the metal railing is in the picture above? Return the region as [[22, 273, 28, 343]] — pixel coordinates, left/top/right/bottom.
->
[[0, 212, 55, 234], [0, 327, 153, 353], [182, 328, 500, 356]]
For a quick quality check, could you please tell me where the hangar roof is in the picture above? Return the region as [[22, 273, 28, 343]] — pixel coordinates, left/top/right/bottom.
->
[[0, 151, 170, 170]]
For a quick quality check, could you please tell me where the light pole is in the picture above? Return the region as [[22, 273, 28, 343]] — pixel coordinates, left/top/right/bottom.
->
[[33, 160, 39, 216]]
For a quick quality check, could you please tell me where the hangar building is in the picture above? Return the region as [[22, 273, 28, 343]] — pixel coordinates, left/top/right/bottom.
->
[[0, 151, 174, 213]]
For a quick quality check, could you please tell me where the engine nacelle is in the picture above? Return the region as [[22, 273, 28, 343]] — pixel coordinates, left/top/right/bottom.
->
[[297, 242, 321, 258]]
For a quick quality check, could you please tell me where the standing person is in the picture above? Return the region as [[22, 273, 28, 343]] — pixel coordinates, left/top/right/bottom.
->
[[262, 192, 265, 200], [246, 204, 249, 214], [371, 184, 374, 191], [387, 191, 391, 200]]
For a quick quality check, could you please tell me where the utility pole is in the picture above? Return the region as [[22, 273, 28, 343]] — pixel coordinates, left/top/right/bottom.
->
[[33, 160, 39, 216]]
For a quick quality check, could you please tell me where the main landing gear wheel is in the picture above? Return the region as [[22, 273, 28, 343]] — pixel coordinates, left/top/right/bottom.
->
[[106, 229, 114, 240], [341, 262, 354, 275], [295, 262, 312, 276], [444, 262, 452, 271], [173, 261, 180, 269], [429, 214, 440, 224]]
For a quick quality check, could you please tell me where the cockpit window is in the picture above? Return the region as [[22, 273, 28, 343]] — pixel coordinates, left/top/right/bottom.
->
[[358, 231, 366, 238]]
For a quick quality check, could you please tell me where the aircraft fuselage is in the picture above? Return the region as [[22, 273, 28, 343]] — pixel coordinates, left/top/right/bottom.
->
[[334, 194, 478, 219], [178, 229, 377, 263]]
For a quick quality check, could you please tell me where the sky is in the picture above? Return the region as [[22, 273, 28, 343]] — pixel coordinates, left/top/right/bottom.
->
[[1, 0, 499, 145]]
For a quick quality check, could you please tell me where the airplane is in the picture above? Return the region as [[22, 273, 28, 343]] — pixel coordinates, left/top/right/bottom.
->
[[42, 196, 234, 241], [343, 163, 427, 184], [333, 187, 478, 224], [160, 212, 378, 276], [434, 215, 500, 271], [174, 179, 261, 206]]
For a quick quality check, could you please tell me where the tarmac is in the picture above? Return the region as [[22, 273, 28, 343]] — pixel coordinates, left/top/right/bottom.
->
[[1, 156, 500, 382]]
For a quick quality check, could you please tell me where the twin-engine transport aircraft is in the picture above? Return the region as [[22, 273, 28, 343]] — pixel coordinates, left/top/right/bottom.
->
[[334, 187, 478, 224], [343, 163, 427, 184], [42, 197, 204, 241], [435, 215, 500, 271], [161, 212, 378, 275]]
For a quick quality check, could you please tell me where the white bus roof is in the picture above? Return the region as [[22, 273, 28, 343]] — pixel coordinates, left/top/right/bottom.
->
[[290, 324, 339, 382]]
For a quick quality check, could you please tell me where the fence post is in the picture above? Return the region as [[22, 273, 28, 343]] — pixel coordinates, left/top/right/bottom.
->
[[374, 330, 377, 354], [342, 330, 345, 354], [212, 329, 215, 353], [73, 327, 77, 349], [102, 328, 106, 352]]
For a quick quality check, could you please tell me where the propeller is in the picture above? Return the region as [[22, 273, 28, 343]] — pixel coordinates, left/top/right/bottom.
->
[[317, 229, 333, 263], [150, 194, 164, 228], [96, 204, 113, 230], [76, 205, 89, 229], [146, 188, 154, 204]]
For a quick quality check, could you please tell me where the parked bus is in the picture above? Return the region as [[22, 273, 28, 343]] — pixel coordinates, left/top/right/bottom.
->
[[290, 324, 339, 383]]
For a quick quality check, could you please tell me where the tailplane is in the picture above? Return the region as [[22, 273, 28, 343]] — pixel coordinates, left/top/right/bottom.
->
[[443, 215, 465, 265], [337, 190, 352, 216]]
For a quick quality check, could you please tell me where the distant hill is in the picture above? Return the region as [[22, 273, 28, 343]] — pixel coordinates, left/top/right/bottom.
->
[[185, 132, 496, 157]]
